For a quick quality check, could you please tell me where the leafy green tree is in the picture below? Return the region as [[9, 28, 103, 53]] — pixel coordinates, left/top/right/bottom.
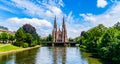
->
[[69, 38, 74, 42], [77, 22, 120, 62], [36, 35, 41, 45], [22, 24, 37, 35], [82, 24, 107, 52], [46, 34, 53, 42], [15, 24, 41, 47], [98, 27, 120, 62], [25, 33, 33, 46], [15, 28, 26, 46], [8, 34, 14, 43], [113, 22, 120, 30], [1, 32, 8, 43]]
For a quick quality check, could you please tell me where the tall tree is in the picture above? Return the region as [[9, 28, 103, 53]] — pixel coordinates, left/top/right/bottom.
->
[[22, 24, 37, 35], [46, 34, 53, 42], [113, 22, 120, 30], [1, 32, 8, 43], [80, 24, 107, 52], [15, 28, 26, 46]]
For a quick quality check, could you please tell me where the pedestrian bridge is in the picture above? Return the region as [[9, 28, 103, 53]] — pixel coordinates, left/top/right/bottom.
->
[[41, 42, 77, 46]]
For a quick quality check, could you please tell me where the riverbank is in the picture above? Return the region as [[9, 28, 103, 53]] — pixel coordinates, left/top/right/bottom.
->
[[0, 44, 40, 55]]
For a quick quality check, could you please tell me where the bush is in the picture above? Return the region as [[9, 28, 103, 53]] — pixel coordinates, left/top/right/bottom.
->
[[23, 43, 28, 48], [31, 41, 37, 47]]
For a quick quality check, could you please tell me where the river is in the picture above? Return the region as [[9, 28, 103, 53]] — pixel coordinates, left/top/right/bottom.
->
[[0, 47, 107, 64]]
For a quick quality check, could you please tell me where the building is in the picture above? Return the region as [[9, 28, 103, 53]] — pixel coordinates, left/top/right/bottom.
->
[[52, 16, 68, 42], [0, 28, 14, 34]]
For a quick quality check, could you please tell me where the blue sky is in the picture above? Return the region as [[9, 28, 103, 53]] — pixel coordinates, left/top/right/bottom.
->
[[0, 0, 120, 38]]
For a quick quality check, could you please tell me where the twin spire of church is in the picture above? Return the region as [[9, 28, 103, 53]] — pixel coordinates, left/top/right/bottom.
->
[[52, 16, 68, 42]]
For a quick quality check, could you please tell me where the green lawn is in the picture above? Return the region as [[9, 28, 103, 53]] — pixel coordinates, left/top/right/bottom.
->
[[0, 44, 4, 46], [0, 44, 22, 52]]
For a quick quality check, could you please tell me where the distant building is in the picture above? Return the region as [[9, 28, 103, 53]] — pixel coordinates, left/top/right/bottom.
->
[[52, 16, 68, 42], [0, 28, 13, 34], [0, 26, 14, 34]]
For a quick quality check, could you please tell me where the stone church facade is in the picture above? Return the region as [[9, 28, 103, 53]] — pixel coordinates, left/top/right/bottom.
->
[[52, 16, 68, 42]]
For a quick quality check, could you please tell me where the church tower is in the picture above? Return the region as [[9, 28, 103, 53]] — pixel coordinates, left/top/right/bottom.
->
[[62, 17, 68, 42], [52, 16, 68, 43], [52, 16, 57, 42]]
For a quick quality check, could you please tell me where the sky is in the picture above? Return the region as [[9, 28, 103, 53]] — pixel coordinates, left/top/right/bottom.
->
[[0, 0, 120, 38]]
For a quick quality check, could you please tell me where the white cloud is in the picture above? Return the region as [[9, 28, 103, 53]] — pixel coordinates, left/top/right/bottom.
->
[[97, 0, 108, 8], [0, 0, 66, 37], [0, 17, 52, 37], [65, 11, 92, 38], [10, 0, 64, 20], [7, 17, 52, 28], [80, 2, 120, 27], [3, 0, 120, 38], [80, 13, 96, 22]]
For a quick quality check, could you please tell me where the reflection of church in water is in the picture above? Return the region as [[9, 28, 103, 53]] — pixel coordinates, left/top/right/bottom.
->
[[53, 47, 66, 64], [52, 16, 68, 42]]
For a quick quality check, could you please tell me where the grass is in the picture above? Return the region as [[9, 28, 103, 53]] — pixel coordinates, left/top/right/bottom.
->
[[0, 44, 4, 46], [0, 44, 22, 52]]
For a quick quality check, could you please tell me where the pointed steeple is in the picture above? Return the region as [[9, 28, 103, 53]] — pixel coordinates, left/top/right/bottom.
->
[[62, 16, 65, 27], [62, 16, 66, 31], [54, 16, 57, 28], [62, 16, 67, 42], [53, 16, 57, 42]]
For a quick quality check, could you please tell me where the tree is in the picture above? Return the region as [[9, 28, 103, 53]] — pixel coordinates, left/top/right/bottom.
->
[[46, 34, 53, 42], [98, 27, 120, 62], [78, 24, 107, 52], [69, 38, 74, 42], [78, 22, 120, 62], [22, 24, 40, 45], [81, 31, 85, 36], [15, 28, 26, 46], [25, 33, 33, 46], [8, 34, 14, 43], [1, 32, 8, 43], [113, 22, 120, 30], [15, 24, 41, 47], [22, 24, 37, 34]]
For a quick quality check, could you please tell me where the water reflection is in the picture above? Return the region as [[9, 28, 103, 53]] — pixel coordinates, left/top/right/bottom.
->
[[0, 47, 103, 64], [34, 47, 88, 64]]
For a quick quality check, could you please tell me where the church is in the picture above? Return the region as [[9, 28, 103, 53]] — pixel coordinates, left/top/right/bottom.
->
[[52, 16, 68, 43]]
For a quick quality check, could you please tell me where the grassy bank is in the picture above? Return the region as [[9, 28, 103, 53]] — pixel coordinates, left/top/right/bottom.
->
[[0, 44, 22, 52], [0, 44, 40, 54]]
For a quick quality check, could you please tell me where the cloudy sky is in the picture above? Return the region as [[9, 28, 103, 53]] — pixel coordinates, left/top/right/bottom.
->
[[0, 0, 120, 38]]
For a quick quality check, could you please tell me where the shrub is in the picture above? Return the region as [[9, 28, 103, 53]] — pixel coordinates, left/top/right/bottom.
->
[[23, 43, 28, 48]]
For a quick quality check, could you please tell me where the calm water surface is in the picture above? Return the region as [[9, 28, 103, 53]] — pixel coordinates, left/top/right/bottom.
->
[[0, 47, 104, 64]]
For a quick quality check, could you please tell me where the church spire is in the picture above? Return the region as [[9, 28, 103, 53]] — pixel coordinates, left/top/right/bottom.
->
[[62, 16, 65, 26], [62, 16, 67, 42], [53, 16, 57, 42], [54, 16, 57, 28], [62, 16, 66, 31]]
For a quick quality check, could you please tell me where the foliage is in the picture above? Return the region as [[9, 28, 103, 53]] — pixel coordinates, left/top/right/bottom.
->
[[22, 24, 37, 34], [77, 23, 120, 62], [98, 27, 120, 62], [0, 32, 15, 43], [46, 34, 53, 42], [69, 38, 74, 42], [14, 24, 41, 47], [78, 24, 107, 52], [80, 31, 85, 36], [23, 43, 28, 48]]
